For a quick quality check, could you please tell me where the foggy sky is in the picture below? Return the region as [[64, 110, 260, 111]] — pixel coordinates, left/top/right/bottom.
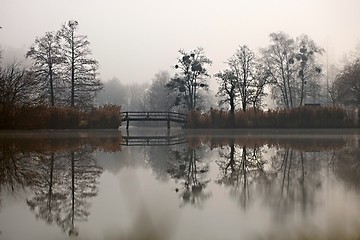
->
[[1, 0, 360, 83]]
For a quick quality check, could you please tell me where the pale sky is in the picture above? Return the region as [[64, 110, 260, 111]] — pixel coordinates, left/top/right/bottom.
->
[[1, 0, 360, 83]]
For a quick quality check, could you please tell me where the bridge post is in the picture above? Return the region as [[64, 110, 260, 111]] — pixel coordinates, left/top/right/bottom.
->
[[167, 112, 170, 129], [126, 112, 129, 129]]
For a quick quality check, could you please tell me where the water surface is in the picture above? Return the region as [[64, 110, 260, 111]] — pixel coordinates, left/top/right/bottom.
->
[[0, 129, 359, 240]]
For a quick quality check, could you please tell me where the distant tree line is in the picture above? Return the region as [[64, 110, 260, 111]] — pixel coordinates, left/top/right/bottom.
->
[[98, 31, 359, 115], [95, 31, 359, 128], [1, 27, 360, 129]]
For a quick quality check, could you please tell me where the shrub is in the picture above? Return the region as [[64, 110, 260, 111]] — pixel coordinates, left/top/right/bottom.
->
[[0, 104, 122, 130], [86, 104, 122, 129], [48, 107, 83, 129]]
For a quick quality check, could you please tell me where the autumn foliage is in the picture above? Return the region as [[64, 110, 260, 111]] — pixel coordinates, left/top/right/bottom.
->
[[0, 104, 122, 130], [185, 106, 359, 128]]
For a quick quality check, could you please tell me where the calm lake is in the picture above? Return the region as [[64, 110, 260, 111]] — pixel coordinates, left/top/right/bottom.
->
[[0, 129, 360, 240]]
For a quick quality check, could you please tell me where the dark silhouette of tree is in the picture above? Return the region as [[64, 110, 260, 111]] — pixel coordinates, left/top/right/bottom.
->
[[26, 32, 63, 106], [335, 58, 360, 106], [167, 47, 212, 110], [248, 63, 271, 111], [0, 62, 43, 127], [215, 69, 237, 126], [228, 45, 257, 112], [58, 20, 103, 109], [216, 46, 270, 118]]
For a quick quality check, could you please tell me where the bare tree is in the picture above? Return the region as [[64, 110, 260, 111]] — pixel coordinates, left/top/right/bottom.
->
[[295, 35, 324, 106], [0, 62, 43, 127], [216, 46, 269, 117], [26, 32, 63, 106], [215, 70, 237, 125], [335, 58, 360, 106], [58, 20, 103, 109], [228, 45, 257, 112], [261, 32, 297, 108], [248, 63, 270, 111], [262, 32, 324, 108], [167, 47, 212, 110]]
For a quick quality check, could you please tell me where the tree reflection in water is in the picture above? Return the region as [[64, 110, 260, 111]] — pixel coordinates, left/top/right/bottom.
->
[[211, 135, 345, 220], [167, 147, 211, 208], [1, 131, 359, 239], [333, 147, 360, 191], [26, 147, 103, 236], [267, 148, 322, 219], [0, 134, 121, 236], [216, 140, 268, 209], [0, 142, 38, 208]]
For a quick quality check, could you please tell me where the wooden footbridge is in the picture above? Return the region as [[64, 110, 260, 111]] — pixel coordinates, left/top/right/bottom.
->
[[122, 111, 187, 129]]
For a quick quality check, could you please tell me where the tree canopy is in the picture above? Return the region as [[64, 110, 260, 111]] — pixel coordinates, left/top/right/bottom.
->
[[166, 47, 212, 110], [26, 20, 103, 109], [261, 32, 323, 108]]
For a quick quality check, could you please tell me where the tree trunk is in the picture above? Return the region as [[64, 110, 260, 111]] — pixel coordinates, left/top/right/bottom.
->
[[229, 96, 235, 127], [49, 64, 54, 106], [71, 31, 75, 107]]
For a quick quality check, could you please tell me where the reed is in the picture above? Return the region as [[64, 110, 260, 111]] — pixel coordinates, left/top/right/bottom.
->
[[185, 106, 358, 129], [0, 104, 122, 130]]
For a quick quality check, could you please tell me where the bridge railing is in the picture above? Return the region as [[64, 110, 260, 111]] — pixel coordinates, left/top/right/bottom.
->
[[121, 135, 187, 146], [122, 111, 186, 118], [121, 111, 187, 129]]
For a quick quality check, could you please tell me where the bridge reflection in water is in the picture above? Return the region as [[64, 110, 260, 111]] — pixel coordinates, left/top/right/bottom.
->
[[121, 111, 187, 129], [122, 134, 187, 146]]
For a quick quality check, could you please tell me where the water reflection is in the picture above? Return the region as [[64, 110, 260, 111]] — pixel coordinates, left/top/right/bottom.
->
[[216, 141, 267, 210], [0, 132, 121, 236], [167, 147, 211, 208], [212, 138, 347, 218], [0, 130, 359, 240], [26, 149, 103, 236], [333, 147, 360, 190]]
